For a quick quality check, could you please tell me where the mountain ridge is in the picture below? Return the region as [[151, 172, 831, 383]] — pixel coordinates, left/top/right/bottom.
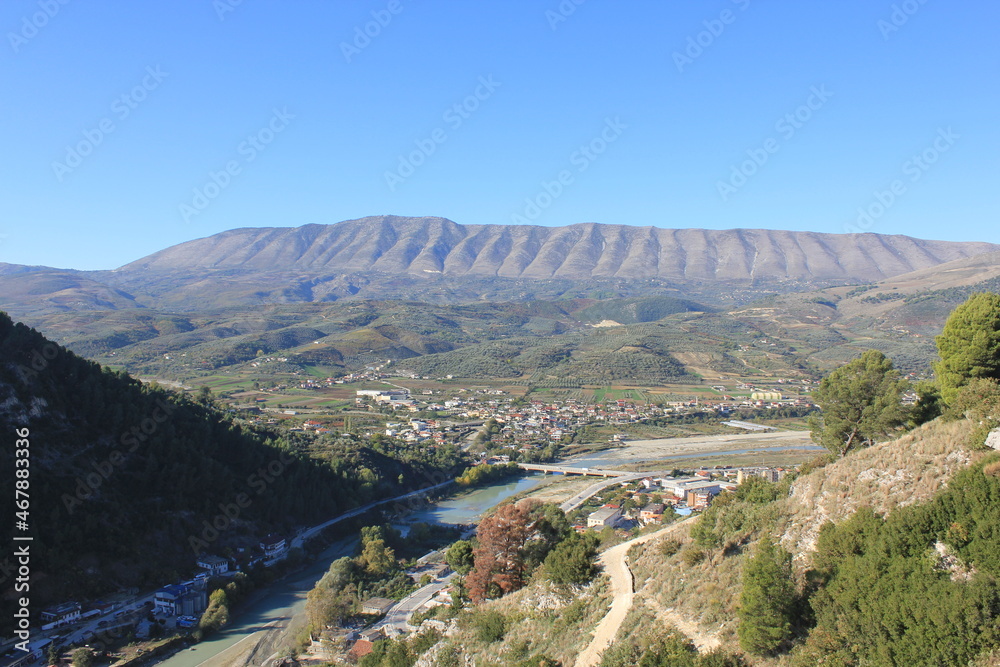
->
[[118, 216, 1000, 283]]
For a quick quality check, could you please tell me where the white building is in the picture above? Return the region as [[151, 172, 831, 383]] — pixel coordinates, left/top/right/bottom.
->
[[197, 554, 230, 576], [587, 507, 622, 528], [260, 533, 287, 559], [40, 602, 81, 625]]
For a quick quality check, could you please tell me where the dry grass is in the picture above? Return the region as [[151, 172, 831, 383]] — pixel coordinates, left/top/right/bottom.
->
[[435, 576, 611, 666], [424, 419, 987, 666], [780, 418, 984, 559], [628, 523, 742, 650], [610, 417, 987, 662]]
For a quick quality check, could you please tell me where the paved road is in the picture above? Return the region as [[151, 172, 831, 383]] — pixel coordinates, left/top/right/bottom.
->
[[560, 472, 667, 513], [574, 520, 694, 667], [518, 464, 629, 477], [291, 481, 455, 549], [371, 573, 457, 635]]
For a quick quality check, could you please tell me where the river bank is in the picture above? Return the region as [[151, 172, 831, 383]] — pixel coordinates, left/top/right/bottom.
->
[[151, 474, 548, 667], [152, 434, 815, 667]]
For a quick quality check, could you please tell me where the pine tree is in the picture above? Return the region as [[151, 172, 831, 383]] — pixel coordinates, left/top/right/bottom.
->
[[810, 349, 910, 456], [445, 539, 475, 575], [935, 292, 1000, 404], [542, 532, 599, 585], [737, 536, 794, 655]]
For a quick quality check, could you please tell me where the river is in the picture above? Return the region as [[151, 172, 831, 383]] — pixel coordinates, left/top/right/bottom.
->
[[154, 474, 546, 667]]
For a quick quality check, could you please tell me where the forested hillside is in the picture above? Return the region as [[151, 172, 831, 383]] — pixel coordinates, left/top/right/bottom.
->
[[0, 312, 465, 630]]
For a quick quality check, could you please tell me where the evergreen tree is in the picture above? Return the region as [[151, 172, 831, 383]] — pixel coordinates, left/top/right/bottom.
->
[[810, 349, 909, 456], [71, 648, 93, 667], [737, 536, 794, 655], [542, 532, 600, 585], [445, 539, 475, 575], [466, 502, 533, 602], [935, 293, 1000, 404]]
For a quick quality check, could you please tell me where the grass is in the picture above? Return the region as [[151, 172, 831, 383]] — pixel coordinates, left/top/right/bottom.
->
[[602, 416, 988, 662], [627, 521, 743, 648], [437, 577, 612, 666], [781, 418, 985, 558]]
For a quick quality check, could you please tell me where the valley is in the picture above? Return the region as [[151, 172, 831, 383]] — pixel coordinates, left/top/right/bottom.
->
[[3, 219, 1000, 667]]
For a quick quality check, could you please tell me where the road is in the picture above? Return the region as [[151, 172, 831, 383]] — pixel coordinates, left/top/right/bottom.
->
[[574, 520, 694, 667], [0, 482, 458, 667], [559, 472, 667, 513], [517, 464, 629, 477], [291, 480, 455, 549], [371, 573, 457, 635]]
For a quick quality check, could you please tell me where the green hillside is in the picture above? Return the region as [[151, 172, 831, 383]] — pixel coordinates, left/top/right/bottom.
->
[[0, 312, 465, 631]]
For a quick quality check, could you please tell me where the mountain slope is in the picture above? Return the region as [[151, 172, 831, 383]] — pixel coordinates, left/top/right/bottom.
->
[[120, 216, 999, 282], [0, 312, 465, 624]]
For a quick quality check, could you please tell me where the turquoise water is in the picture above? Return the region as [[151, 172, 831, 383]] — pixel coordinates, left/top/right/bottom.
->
[[405, 474, 546, 525], [154, 474, 545, 667]]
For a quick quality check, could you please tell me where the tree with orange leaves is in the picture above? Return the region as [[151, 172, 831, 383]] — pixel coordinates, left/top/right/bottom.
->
[[466, 501, 534, 603]]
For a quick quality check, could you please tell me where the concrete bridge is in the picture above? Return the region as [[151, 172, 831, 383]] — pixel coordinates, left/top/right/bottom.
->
[[517, 463, 630, 478]]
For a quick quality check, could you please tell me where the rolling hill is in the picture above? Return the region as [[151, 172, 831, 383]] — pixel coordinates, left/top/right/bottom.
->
[[0, 313, 466, 623]]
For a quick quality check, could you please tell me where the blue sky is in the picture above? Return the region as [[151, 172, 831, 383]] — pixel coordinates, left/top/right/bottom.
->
[[2, 0, 998, 270]]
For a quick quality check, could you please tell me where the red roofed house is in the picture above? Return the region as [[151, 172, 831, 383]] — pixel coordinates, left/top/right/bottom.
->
[[348, 639, 375, 661]]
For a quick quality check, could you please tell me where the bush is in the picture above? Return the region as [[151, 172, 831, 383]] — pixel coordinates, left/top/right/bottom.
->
[[71, 648, 93, 667], [543, 533, 600, 585], [797, 452, 835, 476], [659, 538, 682, 557], [511, 656, 561, 667], [473, 609, 508, 642], [680, 547, 705, 566]]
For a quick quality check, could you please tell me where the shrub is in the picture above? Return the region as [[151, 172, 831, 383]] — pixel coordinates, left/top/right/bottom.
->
[[680, 547, 705, 566], [659, 538, 682, 557], [797, 452, 836, 476], [71, 648, 93, 667], [543, 533, 600, 585], [473, 609, 508, 642]]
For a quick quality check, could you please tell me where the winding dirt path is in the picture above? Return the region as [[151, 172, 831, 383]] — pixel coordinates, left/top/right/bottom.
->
[[574, 519, 694, 667]]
